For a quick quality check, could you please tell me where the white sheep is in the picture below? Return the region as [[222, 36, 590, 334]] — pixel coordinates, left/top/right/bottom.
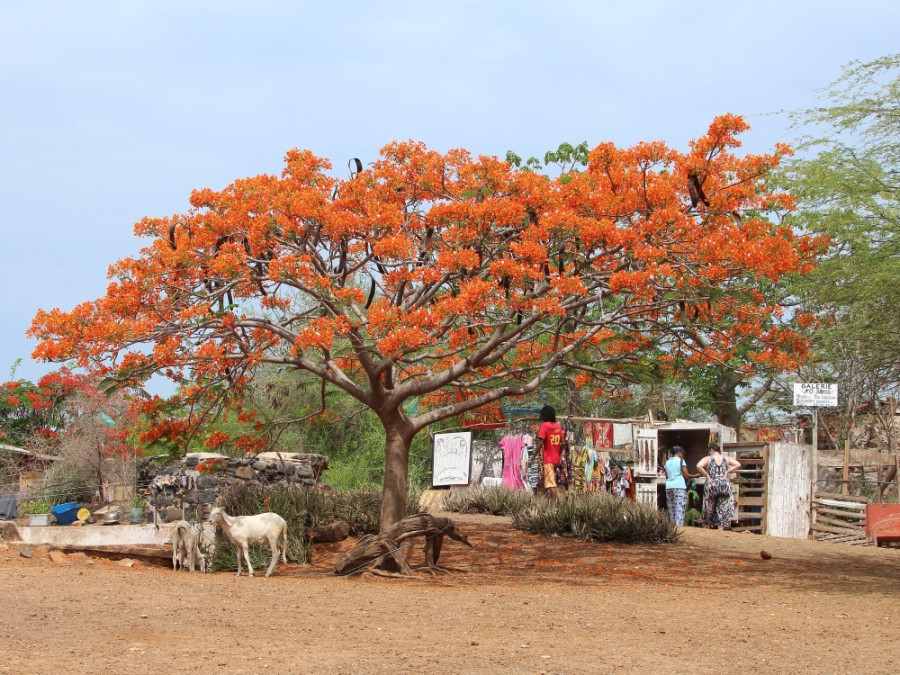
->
[[171, 520, 205, 573], [208, 506, 287, 577]]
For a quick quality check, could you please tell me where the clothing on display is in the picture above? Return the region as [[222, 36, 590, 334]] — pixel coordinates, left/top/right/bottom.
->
[[499, 434, 525, 490], [482, 418, 638, 499], [498, 431, 537, 491]]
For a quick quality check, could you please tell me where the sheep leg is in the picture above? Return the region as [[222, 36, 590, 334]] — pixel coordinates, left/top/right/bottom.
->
[[193, 541, 205, 573], [265, 536, 279, 577], [235, 544, 243, 576], [243, 544, 255, 577], [172, 529, 181, 570]]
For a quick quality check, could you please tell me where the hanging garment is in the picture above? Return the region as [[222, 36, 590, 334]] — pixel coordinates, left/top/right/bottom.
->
[[595, 422, 614, 450], [555, 432, 574, 489], [612, 423, 633, 447], [523, 434, 541, 491], [571, 444, 589, 493], [499, 434, 526, 490], [585, 448, 597, 490], [583, 422, 612, 450]]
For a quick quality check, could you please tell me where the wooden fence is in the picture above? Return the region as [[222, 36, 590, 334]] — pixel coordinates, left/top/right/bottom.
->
[[810, 492, 872, 545]]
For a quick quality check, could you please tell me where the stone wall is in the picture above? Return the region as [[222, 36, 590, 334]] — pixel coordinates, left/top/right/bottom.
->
[[138, 451, 329, 523]]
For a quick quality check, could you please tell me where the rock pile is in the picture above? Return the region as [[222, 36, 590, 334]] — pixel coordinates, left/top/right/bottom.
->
[[139, 452, 329, 522]]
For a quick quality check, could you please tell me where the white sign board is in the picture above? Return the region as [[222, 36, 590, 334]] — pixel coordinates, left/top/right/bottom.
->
[[793, 383, 838, 407], [432, 431, 472, 486]]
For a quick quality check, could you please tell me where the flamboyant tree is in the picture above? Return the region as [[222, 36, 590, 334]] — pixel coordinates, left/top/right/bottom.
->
[[30, 115, 821, 529], [1, 368, 87, 446]]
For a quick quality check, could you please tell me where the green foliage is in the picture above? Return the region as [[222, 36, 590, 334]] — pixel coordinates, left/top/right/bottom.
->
[[443, 485, 535, 516], [785, 54, 900, 365], [780, 54, 900, 448], [0, 370, 76, 446], [443, 487, 678, 543], [543, 141, 590, 174], [130, 492, 148, 509], [20, 499, 49, 515], [220, 366, 434, 492], [511, 493, 679, 544]]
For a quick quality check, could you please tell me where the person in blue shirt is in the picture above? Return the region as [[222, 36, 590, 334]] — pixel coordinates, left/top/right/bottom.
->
[[664, 446, 699, 526]]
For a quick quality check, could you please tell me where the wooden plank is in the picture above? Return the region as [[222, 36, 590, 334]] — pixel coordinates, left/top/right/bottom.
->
[[810, 521, 866, 536], [767, 443, 811, 538], [814, 535, 873, 546], [815, 532, 874, 545], [815, 491, 869, 503], [814, 506, 867, 520], [761, 445, 769, 536], [811, 520, 866, 535], [814, 533, 863, 543], [738, 497, 766, 507], [814, 498, 867, 510], [842, 438, 851, 495]]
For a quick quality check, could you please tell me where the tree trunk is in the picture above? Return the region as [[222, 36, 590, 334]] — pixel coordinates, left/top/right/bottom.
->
[[712, 373, 741, 429], [379, 413, 415, 532], [334, 513, 471, 575]]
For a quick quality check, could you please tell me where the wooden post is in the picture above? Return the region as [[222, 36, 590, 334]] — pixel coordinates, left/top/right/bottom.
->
[[842, 438, 851, 495], [891, 396, 900, 505], [810, 412, 819, 529], [896, 452, 900, 505]]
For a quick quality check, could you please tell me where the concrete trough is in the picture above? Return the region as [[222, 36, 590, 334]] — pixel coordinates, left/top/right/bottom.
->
[[12, 521, 216, 559]]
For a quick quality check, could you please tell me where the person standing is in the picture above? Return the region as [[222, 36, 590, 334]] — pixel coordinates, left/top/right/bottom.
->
[[697, 442, 741, 529], [535, 405, 563, 500], [664, 446, 699, 526]]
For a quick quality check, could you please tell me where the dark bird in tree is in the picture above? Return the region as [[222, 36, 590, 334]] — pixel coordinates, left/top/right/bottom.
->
[[687, 172, 710, 208]]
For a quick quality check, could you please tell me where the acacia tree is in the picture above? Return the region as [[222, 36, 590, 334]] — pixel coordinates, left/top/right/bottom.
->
[[778, 54, 900, 475], [30, 115, 820, 529]]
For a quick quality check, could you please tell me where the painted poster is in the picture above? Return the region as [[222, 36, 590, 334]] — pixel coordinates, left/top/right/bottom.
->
[[432, 431, 472, 486], [470, 440, 503, 486]]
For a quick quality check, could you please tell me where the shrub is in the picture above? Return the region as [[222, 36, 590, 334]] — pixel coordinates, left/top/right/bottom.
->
[[443, 485, 535, 516], [37, 462, 93, 506], [512, 492, 679, 544]]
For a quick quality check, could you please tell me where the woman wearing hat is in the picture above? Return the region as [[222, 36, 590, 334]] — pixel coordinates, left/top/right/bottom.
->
[[664, 446, 699, 526]]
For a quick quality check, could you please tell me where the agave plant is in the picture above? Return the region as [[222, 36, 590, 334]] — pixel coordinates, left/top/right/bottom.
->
[[443, 485, 535, 516], [512, 492, 678, 544]]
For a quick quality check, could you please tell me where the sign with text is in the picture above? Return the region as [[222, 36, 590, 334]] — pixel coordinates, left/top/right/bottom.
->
[[793, 382, 838, 407]]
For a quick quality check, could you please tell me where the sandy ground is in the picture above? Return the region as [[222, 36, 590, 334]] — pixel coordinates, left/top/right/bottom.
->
[[2, 512, 899, 674]]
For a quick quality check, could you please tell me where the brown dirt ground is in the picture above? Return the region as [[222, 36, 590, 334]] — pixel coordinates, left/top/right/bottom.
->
[[2, 511, 899, 674]]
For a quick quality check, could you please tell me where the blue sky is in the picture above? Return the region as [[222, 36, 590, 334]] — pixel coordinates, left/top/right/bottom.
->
[[1, 1, 897, 387]]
